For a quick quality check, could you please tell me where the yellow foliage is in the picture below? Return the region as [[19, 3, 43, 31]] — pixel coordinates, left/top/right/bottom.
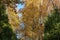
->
[[22, 0, 45, 39], [21, 0, 57, 39], [6, 5, 20, 32]]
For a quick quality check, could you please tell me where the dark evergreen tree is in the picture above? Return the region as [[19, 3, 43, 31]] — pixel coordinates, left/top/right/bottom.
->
[[44, 8, 60, 40]]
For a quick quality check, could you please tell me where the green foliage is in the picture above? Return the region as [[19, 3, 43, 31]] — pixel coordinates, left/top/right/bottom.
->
[[44, 8, 60, 40], [0, 4, 17, 40]]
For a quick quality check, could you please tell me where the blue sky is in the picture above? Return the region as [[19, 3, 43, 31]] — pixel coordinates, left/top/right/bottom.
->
[[16, 4, 25, 18], [17, 4, 25, 10]]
